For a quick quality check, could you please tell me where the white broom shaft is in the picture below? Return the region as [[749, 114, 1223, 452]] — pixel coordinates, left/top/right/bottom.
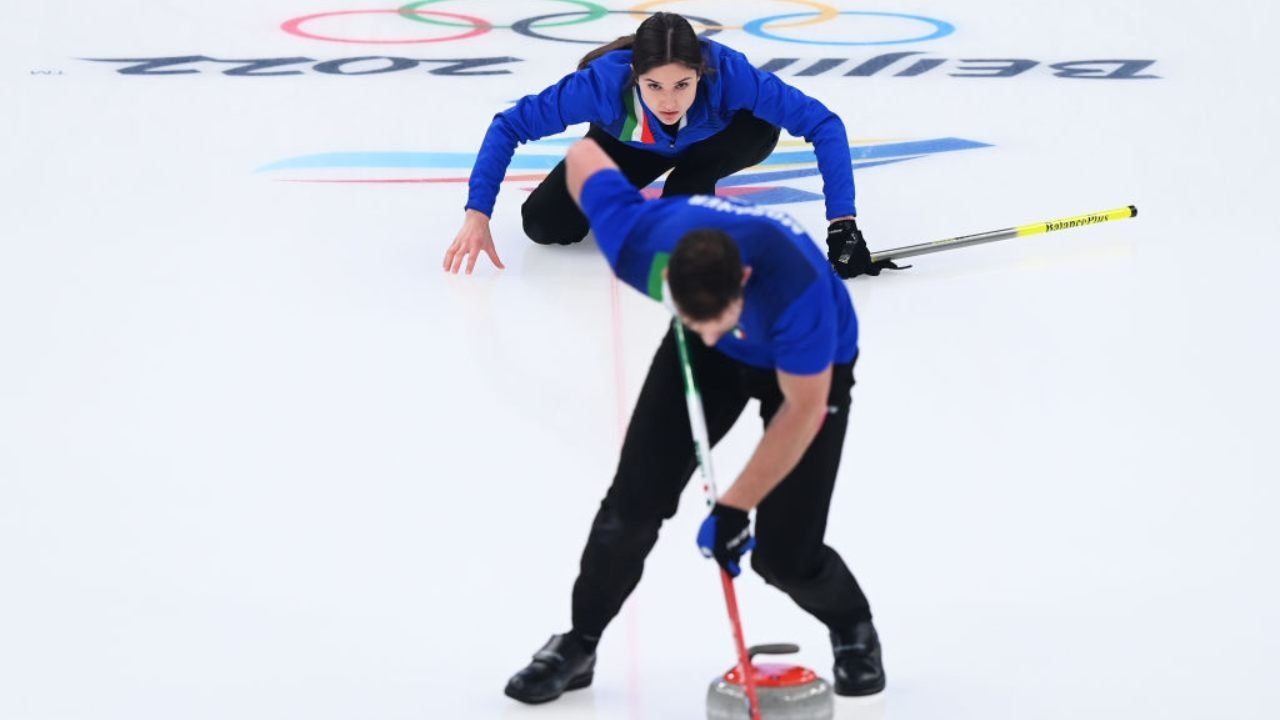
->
[[671, 317, 762, 720]]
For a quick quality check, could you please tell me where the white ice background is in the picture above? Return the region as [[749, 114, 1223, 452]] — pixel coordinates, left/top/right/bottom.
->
[[2, 2, 1279, 719]]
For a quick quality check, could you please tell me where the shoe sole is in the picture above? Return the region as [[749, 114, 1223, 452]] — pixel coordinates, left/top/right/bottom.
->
[[834, 679, 886, 697], [504, 672, 594, 705]]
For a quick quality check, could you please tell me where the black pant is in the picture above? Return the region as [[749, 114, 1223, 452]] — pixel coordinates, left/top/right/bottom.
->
[[522, 111, 781, 245], [570, 327, 872, 638]]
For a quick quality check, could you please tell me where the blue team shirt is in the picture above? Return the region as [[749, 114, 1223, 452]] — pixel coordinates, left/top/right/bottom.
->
[[581, 169, 858, 375], [467, 39, 856, 222]]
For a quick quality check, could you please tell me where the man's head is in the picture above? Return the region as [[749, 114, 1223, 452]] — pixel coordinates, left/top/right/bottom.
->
[[667, 229, 752, 346]]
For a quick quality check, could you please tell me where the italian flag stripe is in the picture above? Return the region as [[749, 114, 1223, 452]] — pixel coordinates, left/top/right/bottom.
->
[[646, 252, 671, 300], [620, 88, 653, 144], [620, 90, 638, 142], [637, 91, 654, 143]]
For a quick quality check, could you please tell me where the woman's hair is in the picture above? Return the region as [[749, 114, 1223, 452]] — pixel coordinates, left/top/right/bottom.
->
[[577, 12, 708, 79], [668, 229, 744, 321]]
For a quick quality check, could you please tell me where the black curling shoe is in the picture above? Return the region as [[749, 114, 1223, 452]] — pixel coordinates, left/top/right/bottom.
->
[[504, 633, 596, 704], [830, 620, 886, 696]]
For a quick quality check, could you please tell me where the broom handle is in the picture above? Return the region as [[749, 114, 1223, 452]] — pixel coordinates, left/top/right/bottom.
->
[[672, 316, 763, 720]]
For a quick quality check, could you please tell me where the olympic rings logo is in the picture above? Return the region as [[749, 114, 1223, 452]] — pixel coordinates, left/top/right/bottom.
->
[[280, 1, 956, 47]]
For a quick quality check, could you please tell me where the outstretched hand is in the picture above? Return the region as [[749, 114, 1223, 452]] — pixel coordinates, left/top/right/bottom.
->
[[444, 209, 505, 274]]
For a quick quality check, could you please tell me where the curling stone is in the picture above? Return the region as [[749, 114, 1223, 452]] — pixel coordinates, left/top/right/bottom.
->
[[706, 643, 834, 720]]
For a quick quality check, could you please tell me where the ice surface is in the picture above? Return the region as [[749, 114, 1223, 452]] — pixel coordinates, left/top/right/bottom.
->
[[2, 2, 1278, 719]]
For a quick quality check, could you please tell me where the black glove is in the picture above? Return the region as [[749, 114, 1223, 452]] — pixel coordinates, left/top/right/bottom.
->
[[696, 503, 755, 578], [826, 218, 908, 278]]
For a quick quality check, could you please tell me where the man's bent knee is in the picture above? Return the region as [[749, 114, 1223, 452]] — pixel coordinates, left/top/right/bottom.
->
[[750, 546, 820, 587], [585, 498, 665, 556]]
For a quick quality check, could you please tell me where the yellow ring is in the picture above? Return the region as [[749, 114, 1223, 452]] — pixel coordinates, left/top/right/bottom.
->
[[625, 0, 838, 31]]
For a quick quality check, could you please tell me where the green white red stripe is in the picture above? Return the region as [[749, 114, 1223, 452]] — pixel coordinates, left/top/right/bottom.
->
[[619, 87, 687, 144], [620, 87, 652, 143]]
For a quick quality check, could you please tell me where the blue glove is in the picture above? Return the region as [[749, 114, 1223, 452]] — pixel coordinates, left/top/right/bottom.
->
[[696, 503, 756, 578]]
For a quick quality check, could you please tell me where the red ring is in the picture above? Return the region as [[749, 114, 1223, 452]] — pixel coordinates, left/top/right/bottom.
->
[[280, 9, 492, 44]]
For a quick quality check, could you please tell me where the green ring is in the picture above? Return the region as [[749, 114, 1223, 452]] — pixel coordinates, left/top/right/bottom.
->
[[398, 0, 609, 30]]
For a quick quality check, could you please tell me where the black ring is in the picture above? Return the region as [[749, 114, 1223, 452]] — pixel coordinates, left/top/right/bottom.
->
[[511, 10, 723, 45]]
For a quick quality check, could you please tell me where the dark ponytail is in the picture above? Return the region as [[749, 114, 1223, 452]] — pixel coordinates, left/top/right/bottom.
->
[[577, 12, 709, 79]]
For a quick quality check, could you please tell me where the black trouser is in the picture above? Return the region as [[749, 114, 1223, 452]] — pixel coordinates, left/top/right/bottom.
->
[[570, 327, 872, 639], [522, 111, 781, 245]]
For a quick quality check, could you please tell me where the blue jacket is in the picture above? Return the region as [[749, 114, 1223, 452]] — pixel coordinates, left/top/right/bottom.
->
[[466, 40, 856, 221], [581, 170, 859, 374]]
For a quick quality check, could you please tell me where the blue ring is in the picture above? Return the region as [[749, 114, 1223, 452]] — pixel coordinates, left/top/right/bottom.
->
[[742, 11, 954, 46]]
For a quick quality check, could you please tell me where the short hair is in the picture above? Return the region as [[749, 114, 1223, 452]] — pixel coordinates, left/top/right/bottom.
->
[[667, 229, 744, 321]]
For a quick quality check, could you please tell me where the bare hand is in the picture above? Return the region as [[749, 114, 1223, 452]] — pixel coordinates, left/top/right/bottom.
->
[[443, 210, 505, 274]]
